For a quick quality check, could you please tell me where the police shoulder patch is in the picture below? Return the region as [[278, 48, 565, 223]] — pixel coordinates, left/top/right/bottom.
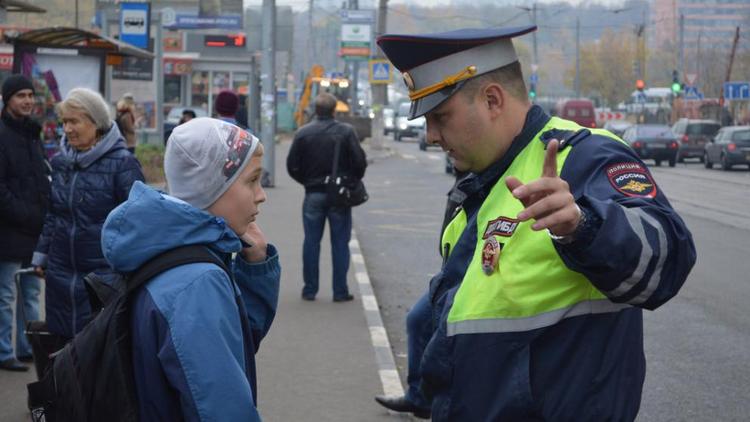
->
[[606, 162, 657, 198]]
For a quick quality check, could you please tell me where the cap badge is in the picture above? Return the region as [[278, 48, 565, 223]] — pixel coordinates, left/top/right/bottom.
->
[[481, 237, 503, 276], [402, 72, 415, 91]]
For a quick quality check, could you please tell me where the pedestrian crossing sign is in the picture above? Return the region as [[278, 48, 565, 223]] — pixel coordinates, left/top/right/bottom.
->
[[369, 59, 392, 84]]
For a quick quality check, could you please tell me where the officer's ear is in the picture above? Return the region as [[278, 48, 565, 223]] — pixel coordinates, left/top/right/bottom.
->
[[482, 82, 505, 119]]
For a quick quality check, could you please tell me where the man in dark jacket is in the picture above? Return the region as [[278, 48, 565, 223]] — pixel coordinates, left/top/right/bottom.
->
[[0, 75, 50, 372], [287, 93, 367, 302]]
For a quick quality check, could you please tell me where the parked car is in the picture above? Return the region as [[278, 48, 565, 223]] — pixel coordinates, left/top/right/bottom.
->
[[671, 118, 721, 162], [555, 99, 597, 128], [603, 119, 632, 138], [394, 102, 425, 141], [622, 124, 679, 167], [382, 107, 395, 135], [704, 126, 750, 170], [164, 107, 208, 141]]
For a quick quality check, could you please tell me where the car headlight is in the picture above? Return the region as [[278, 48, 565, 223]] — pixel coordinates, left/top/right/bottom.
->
[[399, 122, 408, 130]]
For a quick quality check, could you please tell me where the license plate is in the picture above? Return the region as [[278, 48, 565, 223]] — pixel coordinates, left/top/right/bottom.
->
[[649, 144, 666, 149]]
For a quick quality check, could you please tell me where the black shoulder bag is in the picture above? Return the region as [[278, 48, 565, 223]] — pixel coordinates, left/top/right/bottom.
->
[[324, 127, 368, 207]]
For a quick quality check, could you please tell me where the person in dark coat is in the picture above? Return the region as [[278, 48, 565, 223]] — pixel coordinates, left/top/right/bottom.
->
[[0, 75, 50, 372], [286, 93, 367, 302], [32, 87, 144, 340]]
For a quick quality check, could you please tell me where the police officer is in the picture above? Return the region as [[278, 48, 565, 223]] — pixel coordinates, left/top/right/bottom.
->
[[375, 26, 696, 421]]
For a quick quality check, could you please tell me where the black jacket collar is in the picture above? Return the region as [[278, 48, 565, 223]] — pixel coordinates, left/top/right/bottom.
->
[[1, 108, 41, 138]]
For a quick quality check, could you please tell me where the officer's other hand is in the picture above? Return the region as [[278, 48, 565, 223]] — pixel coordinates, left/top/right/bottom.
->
[[240, 222, 268, 263], [505, 139, 581, 236]]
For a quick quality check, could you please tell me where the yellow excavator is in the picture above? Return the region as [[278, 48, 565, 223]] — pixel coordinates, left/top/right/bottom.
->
[[295, 64, 371, 138]]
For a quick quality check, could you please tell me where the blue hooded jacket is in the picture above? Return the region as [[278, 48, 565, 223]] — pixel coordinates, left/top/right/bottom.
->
[[32, 123, 143, 338], [101, 181, 280, 422]]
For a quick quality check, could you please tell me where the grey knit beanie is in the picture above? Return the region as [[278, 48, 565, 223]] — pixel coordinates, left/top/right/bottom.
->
[[61, 87, 112, 131], [165, 117, 260, 209]]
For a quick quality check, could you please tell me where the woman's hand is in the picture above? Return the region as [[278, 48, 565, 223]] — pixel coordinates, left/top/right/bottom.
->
[[240, 222, 268, 263], [33, 266, 45, 278]]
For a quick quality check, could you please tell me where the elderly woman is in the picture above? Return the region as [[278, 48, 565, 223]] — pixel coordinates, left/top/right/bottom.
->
[[32, 88, 144, 341]]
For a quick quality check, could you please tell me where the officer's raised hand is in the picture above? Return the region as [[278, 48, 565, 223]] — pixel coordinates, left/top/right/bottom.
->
[[505, 139, 581, 236]]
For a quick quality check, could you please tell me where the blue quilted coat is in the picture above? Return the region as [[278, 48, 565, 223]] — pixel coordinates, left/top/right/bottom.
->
[[32, 124, 144, 338]]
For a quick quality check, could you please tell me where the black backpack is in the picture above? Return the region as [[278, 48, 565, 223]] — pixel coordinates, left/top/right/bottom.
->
[[26, 245, 250, 422]]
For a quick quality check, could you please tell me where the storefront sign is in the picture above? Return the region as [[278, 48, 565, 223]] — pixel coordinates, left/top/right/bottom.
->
[[0, 53, 13, 70], [120, 2, 151, 49], [163, 34, 183, 52], [113, 56, 153, 81], [164, 58, 192, 75]]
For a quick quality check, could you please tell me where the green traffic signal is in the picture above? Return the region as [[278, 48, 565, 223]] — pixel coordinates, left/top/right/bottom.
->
[[671, 82, 681, 93]]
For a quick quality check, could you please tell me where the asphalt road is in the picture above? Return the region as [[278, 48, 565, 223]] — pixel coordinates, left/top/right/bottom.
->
[[354, 135, 750, 422]]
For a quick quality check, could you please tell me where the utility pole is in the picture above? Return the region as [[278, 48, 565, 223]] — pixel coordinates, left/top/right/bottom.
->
[[155, 10, 163, 146], [371, 0, 388, 149], [372, 0, 388, 106], [679, 13, 684, 81], [575, 16, 581, 98], [261, 0, 277, 187], [75, 0, 79, 28], [306, 0, 313, 70], [719, 26, 740, 109], [532, 3, 538, 69], [348, 0, 359, 116]]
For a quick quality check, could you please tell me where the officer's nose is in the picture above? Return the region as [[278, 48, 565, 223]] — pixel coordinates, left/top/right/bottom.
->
[[425, 121, 442, 146]]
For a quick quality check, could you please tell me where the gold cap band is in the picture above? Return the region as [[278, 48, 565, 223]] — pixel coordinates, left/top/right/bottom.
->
[[407, 65, 477, 101]]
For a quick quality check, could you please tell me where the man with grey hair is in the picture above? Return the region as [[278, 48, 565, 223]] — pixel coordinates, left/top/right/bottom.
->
[[287, 93, 367, 302]]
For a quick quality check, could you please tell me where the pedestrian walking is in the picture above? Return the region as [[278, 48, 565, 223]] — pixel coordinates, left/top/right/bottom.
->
[[100, 117, 280, 421], [375, 26, 696, 421], [287, 93, 367, 302], [115, 93, 137, 154], [0, 75, 49, 372], [31, 87, 144, 342]]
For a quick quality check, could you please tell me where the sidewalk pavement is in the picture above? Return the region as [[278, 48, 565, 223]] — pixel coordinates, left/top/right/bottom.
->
[[254, 138, 404, 421]]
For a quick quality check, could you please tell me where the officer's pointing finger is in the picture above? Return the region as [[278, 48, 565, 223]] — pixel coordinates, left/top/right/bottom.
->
[[543, 139, 559, 178], [506, 176, 531, 207]]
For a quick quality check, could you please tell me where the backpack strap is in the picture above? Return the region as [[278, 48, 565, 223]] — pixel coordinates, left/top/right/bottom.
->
[[125, 245, 230, 294]]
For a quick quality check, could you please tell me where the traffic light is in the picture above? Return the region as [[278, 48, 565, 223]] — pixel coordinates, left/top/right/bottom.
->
[[671, 70, 681, 94], [636, 79, 645, 91], [529, 82, 537, 100]]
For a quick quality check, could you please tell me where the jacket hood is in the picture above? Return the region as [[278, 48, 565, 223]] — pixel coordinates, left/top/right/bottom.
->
[[101, 181, 243, 273], [62, 123, 125, 168]]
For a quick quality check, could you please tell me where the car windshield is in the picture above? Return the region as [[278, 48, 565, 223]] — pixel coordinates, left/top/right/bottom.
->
[[686, 123, 720, 136], [733, 130, 750, 142], [638, 126, 674, 138]]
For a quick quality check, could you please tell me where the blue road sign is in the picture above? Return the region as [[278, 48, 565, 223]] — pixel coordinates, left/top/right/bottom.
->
[[120, 2, 150, 49], [724, 81, 750, 100], [369, 60, 392, 84], [529, 73, 538, 84], [683, 86, 704, 101]]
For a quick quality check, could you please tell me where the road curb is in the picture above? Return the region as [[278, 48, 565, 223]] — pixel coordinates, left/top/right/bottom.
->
[[349, 230, 405, 398]]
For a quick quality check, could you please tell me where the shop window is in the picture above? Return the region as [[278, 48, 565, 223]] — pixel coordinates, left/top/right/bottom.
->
[[191, 71, 209, 111], [164, 75, 182, 105], [211, 71, 231, 108], [233, 72, 249, 97]]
